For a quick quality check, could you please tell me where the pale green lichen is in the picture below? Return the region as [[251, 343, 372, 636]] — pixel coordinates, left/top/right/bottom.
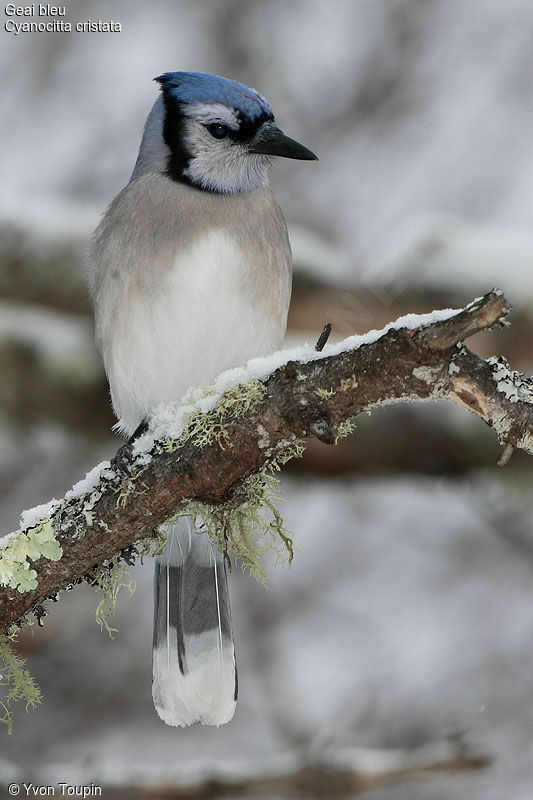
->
[[179, 475, 289, 584], [155, 382, 304, 583], [116, 465, 149, 509], [161, 380, 267, 453], [0, 518, 62, 593], [315, 387, 335, 399], [167, 440, 305, 585], [0, 631, 42, 735], [335, 419, 357, 444], [93, 563, 136, 638]]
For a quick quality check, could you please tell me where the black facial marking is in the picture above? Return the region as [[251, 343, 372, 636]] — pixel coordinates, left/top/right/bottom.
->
[[159, 89, 275, 190], [232, 108, 274, 143], [160, 92, 197, 187]]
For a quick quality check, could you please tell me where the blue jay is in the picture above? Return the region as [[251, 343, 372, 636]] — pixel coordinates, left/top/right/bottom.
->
[[87, 72, 317, 727]]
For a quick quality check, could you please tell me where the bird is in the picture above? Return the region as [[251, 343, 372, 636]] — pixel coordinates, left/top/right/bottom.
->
[[86, 71, 317, 727]]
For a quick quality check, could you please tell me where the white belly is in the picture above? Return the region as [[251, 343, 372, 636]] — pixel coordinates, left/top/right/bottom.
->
[[104, 228, 288, 434]]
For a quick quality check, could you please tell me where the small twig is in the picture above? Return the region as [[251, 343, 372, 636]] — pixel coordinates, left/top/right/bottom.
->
[[315, 322, 332, 352]]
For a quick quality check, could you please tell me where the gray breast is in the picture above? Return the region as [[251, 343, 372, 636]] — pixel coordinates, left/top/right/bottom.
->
[[87, 175, 292, 433]]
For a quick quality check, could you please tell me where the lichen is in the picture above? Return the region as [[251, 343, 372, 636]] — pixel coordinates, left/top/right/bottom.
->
[[412, 365, 442, 384], [448, 360, 461, 375], [0, 518, 62, 593], [0, 630, 42, 735], [115, 465, 149, 509], [335, 419, 357, 444], [160, 380, 267, 453], [256, 423, 271, 449], [92, 562, 136, 638], [152, 382, 306, 583], [167, 440, 305, 585], [315, 387, 335, 399], [488, 356, 533, 404]]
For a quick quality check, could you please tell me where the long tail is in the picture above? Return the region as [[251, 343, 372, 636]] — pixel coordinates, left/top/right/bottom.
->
[[152, 517, 237, 727]]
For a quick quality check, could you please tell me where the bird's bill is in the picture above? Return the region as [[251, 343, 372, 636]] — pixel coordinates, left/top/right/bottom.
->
[[248, 122, 318, 160]]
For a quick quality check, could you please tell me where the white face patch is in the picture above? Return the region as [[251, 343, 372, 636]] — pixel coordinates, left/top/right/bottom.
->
[[180, 103, 272, 194], [182, 102, 241, 131]]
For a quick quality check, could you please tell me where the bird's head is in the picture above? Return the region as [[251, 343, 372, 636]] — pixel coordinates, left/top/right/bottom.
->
[[133, 71, 317, 194]]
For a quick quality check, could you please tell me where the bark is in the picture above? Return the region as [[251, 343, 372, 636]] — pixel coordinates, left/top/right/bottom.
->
[[1, 289, 532, 633]]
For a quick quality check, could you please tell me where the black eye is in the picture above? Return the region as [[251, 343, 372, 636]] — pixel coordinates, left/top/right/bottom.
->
[[207, 123, 229, 139]]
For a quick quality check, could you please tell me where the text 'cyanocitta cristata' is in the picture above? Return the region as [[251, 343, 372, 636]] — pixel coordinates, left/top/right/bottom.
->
[[87, 71, 317, 727]]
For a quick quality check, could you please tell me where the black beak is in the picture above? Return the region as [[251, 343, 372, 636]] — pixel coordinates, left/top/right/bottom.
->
[[249, 121, 318, 161]]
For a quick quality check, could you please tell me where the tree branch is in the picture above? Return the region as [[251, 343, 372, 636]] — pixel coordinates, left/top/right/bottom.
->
[[96, 738, 489, 798], [1, 289, 531, 633]]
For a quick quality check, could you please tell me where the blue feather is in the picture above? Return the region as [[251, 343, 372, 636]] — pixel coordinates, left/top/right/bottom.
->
[[154, 71, 273, 123]]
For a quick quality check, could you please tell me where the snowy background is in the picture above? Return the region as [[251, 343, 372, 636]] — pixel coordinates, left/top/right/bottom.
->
[[1, 1, 533, 798]]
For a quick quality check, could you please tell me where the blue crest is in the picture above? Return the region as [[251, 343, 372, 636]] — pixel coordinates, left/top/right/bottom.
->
[[154, 71, 273, 123]]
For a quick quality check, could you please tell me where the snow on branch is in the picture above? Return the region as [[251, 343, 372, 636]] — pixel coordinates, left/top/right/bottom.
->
[[1, 288, 531, 633]]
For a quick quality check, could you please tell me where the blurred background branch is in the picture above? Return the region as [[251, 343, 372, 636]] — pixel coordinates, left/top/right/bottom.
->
[[94, 738, 489, 798]]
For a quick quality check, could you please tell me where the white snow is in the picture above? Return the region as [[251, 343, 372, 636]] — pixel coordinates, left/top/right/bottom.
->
[[0, 461, 115, 549], [18, 500, 58, 533], [64, 461, 113, 502], [0, 530, 23, 551]]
